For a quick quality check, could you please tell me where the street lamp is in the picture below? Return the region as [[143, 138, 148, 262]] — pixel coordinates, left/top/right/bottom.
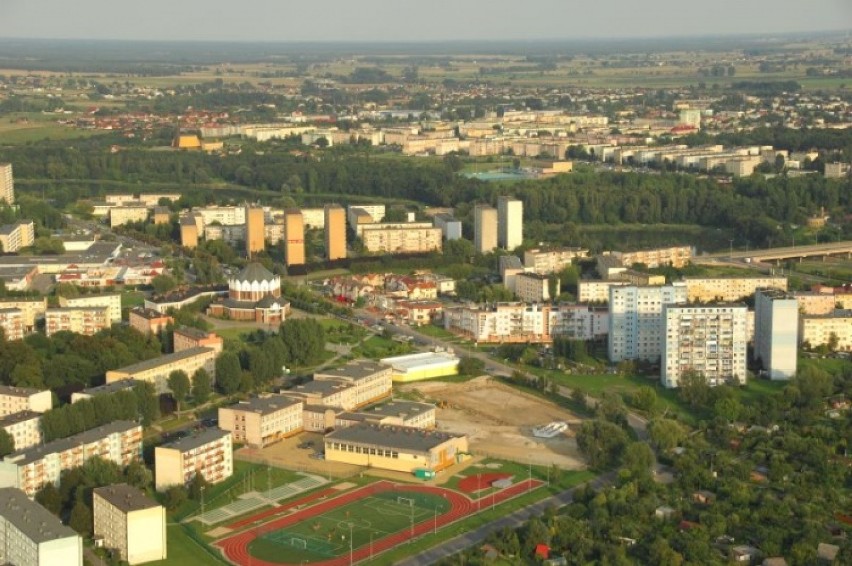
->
[[729, 239, 734, 260], [200, 486, 206, 518], [348, 522, 354, 566]]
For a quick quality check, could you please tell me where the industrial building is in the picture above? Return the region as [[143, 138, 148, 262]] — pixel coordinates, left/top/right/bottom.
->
[[324, 424, 468, 473], [93, 484, 167, 565], [380, 351, 460, 382]]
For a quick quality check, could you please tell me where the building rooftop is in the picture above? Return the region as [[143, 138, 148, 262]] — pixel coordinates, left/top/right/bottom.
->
[[78, 379, 137, 397], [111, 347, 213, 375], [174, 325, 213, 340], [314, 360, 390, 383], [0, 384, 44, 398], [0, 307, 22, 314], [289, 380, 350, 396], [94, 483, 160, 513], [0, 487, 79, 543], [381, 351, 459, 373], [325, 423, 463, 455], [5, 421, 139, 467], [0, 410, 41, 426], [235, 262, 276, 284], [130, 307, 173, 320], [159, 428, 230, 453], [357, 400, 435, 419], [225, 396, 301, 416]]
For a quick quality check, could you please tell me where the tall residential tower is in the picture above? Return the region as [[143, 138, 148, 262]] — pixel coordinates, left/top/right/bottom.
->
[[474, 205, 498, 254], [0, 163, 13, 205], [325, 205, 347, 260], [497, 196, 523, 251]]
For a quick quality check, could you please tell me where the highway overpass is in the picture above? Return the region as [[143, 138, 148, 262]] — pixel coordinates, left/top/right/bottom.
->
[[697, 241, 852, 263]]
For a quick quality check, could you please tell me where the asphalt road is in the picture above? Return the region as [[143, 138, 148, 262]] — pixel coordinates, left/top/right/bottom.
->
[[393, 473, 614, 566]]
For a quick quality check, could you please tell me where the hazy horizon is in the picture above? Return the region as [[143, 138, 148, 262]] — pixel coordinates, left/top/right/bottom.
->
[[2, 0, 851, 43]]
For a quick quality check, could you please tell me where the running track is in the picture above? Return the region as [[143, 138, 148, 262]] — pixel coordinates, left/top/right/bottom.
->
[[215, 479, 543, 566]]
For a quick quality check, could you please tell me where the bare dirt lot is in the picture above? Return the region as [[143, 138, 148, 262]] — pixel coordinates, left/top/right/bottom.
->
[[400, 376, 587, 469]]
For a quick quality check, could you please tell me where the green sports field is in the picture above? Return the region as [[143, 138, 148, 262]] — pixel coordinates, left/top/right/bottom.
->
[[246, 490, 451, 562]]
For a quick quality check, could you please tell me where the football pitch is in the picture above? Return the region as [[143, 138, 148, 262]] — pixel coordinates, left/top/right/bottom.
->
[[247, 490, 452, 562]]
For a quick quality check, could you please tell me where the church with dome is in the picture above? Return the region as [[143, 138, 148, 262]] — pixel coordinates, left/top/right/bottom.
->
[[207, 263, 289, 323]]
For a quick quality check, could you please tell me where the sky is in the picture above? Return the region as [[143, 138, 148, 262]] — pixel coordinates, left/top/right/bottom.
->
[[1, 0, 850, 43]]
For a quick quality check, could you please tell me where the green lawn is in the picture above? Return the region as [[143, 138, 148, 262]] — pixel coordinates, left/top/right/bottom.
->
[[247, 490, 452, 563], [121, 290, 146, 309], [320, 318, 368, 345], [351, 335, 413, 359], [147, 524, 229, 566], [415, 324, 458, 340]]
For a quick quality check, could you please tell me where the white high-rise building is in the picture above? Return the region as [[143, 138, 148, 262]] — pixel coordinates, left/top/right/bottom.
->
[[662, 303, 748, 388], [608, 283, 688, 363], [474, 205, 498, 254], [0, 163, 13, 205], [497, 196, 523, 251], [754, 289, 799, 380]]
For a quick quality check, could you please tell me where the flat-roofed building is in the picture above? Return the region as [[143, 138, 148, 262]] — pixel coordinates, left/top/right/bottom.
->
[[313, 360, 393, 408], [0, 298, 46, 332], [151, 207, 171, 225], [499, 255, 526, 293], [173, 326, 223, 354], [245, 206, 265, 258], [300, 208, 325, 229], [325, 205, 347, 260], [129, 307, 174, 335], [0, 487, 82, 566], [792, 292, 837, 315], [179, 216, 198, 249], [284, 209, 305, 266], [613, 246, 692, 269], [380, 351, 460, 382], [754, 290, 799, 380], [800, 310, 852, 351], [58, 293, 122, 323], [609, 283, 689, 363], [324, 424, 467, 473], [0, 386, 52, 417], [0, 411, 42, 452], [105, 347, 217, 395], [110, 205, 149, 228], [577, 280, 630, 303], [45, 306, 111, 336], [444, 302, 552, 344], [218, 396, 302, 448], [524, 247, 588, 274], [0, 421, 142, 496], [497, 196, 523, 251], [549, 305, 609, 341], [662, 303, 748, 388], [71, 380, 136, 404], [360, 223, 442, 254], [93, 484, 166, 565], [0, 163, 14, 205], [0, 308, 24, 341], [154, 429, 232, 491], [0, 221, 35, 253], [514, 272, 552, 303], [347, 205, 385, 229], [433, 213, 462, 241], [336, 401, 436, 429], [682, 276, 787, 303], [474, 205, 498, 254]]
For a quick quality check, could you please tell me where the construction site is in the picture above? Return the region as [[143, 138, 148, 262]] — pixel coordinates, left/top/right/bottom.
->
[[400, 376, 587, 469]]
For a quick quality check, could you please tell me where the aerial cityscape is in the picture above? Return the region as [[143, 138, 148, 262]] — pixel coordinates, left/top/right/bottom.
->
[[0, 2, 850, 565]]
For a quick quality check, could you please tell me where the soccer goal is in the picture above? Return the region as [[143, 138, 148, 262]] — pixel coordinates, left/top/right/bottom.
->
[[289, 537, 307, 550], [396, 496, 416, 507]]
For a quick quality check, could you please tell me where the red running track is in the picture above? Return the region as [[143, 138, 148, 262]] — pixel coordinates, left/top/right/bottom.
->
[[227, 488, 339, 530], [215, 478, 544, 566], [457, 473, 512, 493]]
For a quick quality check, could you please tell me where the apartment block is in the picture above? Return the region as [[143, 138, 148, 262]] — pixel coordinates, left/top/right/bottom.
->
[[613, 246, 692, 269], [792, 292, 837, 315], [754, 290, 799, 380], [58, 293, 122, 323], [524, 247, 589, 274], [93, 484, 166, 565], [0, 421, 142, 497], [45, 307, 111, 337], [110, 205, 149, 228], [499, 255, 526, 293], [0, 386, 52, 417], [0, 299, 46, 332], [514, 272, 552, 303], [0, 487, 82, 566], [0, 221, 35, 253], [497, 196, 523, 251], [682, 276, 787, 302], [347, 205, 385, 228], [179, 216, 199, 249], [71, 380, 137, 404], [608, 283, 689, 363], [300, 208, 325, 229], [444, 303, 553, 344], [245, 206, 265, 257], [173, 326, 223, 354], [218, 396, 303, 448], [324, 205, 347, 260], [360, 223, 442, 254], [549, 305, 609, 341], [474, 205, 498, 254], [432, 213, 462, 241], [128, 307, 174, 335], [578, 280, 630, 303], [106, 347, 217, 395], [284, 209, 305, 266], [154, 429, 233, 491], [0, 163, 14, 205], [0, 308, 24, 341], [662, 304, 748, 388], [0, 411, 42, 452], [800, 310, 852, 351], [152, 207, 171, 225]]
